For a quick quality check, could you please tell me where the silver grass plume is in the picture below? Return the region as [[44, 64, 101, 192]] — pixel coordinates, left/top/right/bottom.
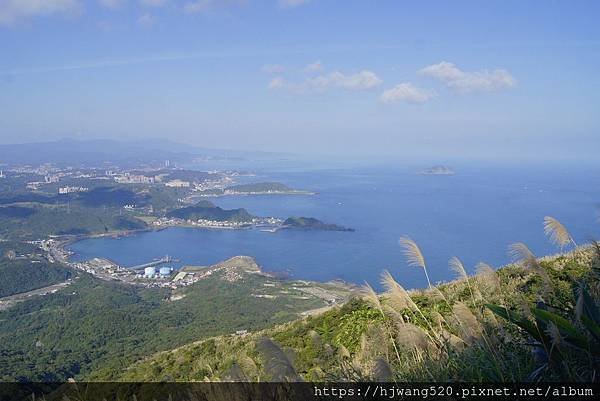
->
[[543, 216, 576, 248], [430, 287, 447, 303], [238, 355, 259, 378], [545, 321, 563, 354], [360, 282, 384, 317], [430, 310, 445, 330], [519, 298, 534, 322], [440, 329, 466, 350], [396, 322, 431, 351], [338, 344, 351, 359], [383, 304, 405, 324], [509, 243, 553, 296], [381, 270, 412, 311], [475, 262, 499, 295], [381, 271, 437, 335], [354, 333, 371, 366], [452, 302, 481, 344], [399, 236, 432, 287], [449, 256, 468, 280], [509, 242, 540, 270]]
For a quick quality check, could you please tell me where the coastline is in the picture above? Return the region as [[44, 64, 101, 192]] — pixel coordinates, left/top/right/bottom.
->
[[195, 190, 317, 198], [47, 231, 357, 302]]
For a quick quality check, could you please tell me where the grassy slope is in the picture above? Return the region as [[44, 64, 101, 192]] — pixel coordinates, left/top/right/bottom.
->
[[114, 247, 598, 382]]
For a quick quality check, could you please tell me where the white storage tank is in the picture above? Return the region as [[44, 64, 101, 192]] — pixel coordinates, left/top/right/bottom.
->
[[159, 267, 172, 277], [144, 267, 156, 278]]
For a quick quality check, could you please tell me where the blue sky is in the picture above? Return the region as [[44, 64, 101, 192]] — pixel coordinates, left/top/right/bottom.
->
[[0, 0, 599, 160]]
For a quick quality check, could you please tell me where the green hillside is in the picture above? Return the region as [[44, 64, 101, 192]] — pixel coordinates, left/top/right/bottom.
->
[[0, 257, 349, 382]]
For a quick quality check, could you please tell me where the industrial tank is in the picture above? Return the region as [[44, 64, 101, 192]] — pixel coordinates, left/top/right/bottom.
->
[[144, 267, 156, 277], [159, 267, 172, 276]]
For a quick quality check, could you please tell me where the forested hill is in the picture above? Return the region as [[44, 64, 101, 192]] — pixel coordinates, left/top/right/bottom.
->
[[0, 257, 350, 381], [166, 201, 255, 222], [0, 241, 72, 298]]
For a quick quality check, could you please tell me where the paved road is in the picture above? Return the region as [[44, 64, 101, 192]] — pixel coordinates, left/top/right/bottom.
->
[[0, 280, 72, 310]]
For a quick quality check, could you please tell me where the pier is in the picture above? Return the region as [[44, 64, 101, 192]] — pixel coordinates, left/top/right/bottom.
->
[[129, 255, 178, 271]]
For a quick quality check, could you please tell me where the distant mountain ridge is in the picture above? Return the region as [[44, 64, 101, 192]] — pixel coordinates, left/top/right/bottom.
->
[[0, 138, 293, 167]]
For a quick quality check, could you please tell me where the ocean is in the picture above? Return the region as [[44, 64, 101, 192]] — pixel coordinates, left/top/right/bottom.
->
[[68, 162, 600, 290]]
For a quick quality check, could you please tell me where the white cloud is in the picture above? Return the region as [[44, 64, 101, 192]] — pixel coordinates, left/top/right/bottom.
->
[[184, 0, 213, 13], [306, 70, 382, 91], [184, 0, 244, 14], [140, 0, 167, 6], [261, 64, 285, 74], [269, 70, 382, 93], [268, 76, 285, 90], [279, 0, 311, 8], [381, 83, 435, 103], [304, 60, 323, 73], [137, 13, 154, 25], [99, 0, 124, 9], [419, 61, 516, 93], [0, 0, 80, 25]]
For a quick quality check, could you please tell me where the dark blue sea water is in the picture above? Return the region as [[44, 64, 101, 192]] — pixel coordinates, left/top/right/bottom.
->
[[69, 162, 600, 290]]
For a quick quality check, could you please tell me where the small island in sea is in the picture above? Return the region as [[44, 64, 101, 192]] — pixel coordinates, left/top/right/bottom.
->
[[164, 200, 255, 225], [418, 165, 455, 175], [280, 216, 354, 232], [196, 182, 315, 197]]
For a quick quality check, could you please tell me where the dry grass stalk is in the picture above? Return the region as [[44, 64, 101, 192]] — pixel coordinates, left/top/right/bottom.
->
[[430, 311, 445, 330], [383, 304, 405, 324], [519, 297, 534, 322], [362, 276, 403, 364], [380, 271, 439, 340], [396, 322, 432, 351], [381, 270, 412, 311], [543, 216, 576, 248], [509, 243, 554, 296], [475, 262, 499, 295], [545, 321, 563, 359], [575, 282, 585, 321], [448, 256, 481, 305], [399, 236, 432, 287], [360, 282, 384, 316], [427, 286, 447, 304], [440, 329, 466, 350], [338, 344, 351, 359], [509, 242, 540, 270], [452, 302, 482, 344], [449, 256, 468, 280]]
